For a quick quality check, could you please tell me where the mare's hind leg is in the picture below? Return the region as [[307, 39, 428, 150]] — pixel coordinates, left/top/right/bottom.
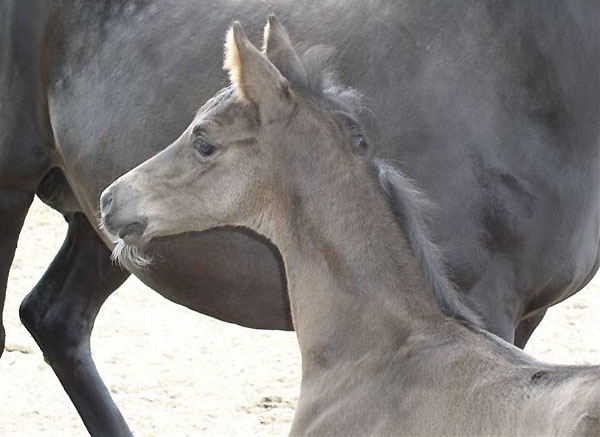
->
[[514, 309, 547, 349], [0, 190, 35, 355], [20, 212, 132, 437]]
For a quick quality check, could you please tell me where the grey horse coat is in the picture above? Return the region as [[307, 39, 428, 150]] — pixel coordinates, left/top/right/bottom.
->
[[1, 0, 599, 434], [101, 19, 600, 436]]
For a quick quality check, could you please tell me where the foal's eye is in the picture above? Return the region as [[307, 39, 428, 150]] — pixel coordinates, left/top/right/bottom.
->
[[194, 137, 216, 157]]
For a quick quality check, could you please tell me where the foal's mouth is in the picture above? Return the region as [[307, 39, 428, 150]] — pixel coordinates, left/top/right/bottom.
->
[[100, 213, 149, 244], [116, 220, 148, 245], [100, 217, 153, 268]]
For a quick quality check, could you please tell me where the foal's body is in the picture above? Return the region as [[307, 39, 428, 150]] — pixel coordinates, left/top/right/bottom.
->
[[102, 19, 600, 435], [273, 164, 598, 435]]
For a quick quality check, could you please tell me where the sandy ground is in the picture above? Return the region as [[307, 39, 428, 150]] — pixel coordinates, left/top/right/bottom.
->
[[0, 199, 598, 436]]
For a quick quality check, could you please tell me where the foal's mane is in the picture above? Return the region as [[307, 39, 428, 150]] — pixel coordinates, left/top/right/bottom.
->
[[375, 163, 483, 326], [287, 47, 483, 327]]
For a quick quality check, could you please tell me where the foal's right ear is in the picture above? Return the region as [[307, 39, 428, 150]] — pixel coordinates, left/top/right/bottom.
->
[[224, 21, 294, 118]]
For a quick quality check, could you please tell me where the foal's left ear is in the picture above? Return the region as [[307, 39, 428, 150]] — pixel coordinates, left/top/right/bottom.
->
[[262, 15, 307, 85], [224, 21, 293, 117]]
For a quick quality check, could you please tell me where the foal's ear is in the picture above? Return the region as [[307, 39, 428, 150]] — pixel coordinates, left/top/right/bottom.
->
[[262, 15, 306, 84], [224, 21, 293, 114]]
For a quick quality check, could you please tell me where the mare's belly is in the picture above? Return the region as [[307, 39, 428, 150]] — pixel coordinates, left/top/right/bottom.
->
[[123, 227, 292, 330]]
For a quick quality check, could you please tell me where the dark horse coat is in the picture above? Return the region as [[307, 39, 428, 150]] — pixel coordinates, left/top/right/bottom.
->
[[1, 0, 598, 435]]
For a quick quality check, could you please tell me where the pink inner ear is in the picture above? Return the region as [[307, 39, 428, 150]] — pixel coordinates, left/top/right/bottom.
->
[[223, 24, 249, 101]]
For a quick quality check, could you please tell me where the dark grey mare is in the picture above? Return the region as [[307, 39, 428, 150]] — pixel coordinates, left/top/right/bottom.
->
[[102, 18, 600, 435], [1, 0, 598, 434]]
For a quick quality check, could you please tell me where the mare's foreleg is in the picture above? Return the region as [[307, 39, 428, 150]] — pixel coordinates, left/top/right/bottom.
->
[[1, 0, 54, 356], [19, 212, 132, 437], [0, 190, 35, 355]]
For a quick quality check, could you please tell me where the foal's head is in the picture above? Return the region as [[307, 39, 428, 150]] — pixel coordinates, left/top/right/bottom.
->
[[100, 16, 370, 265]]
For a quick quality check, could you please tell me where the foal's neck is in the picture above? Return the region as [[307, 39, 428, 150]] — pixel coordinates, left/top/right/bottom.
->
[[263, 153, 450, 369]]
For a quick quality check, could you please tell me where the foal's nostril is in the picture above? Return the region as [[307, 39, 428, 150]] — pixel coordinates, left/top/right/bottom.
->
[[100, 189, 114, 215], [117, 220, 148, 243]]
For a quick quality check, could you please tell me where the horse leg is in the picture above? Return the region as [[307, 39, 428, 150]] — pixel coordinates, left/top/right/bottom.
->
[[514, 309, 547, 349], [1, 1, 55, 355], [19, 212, 132, 437], [0, 190, 35, 355]]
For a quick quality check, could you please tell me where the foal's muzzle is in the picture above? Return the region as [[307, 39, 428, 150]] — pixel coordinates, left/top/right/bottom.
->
[[100, 186, 148, 245]]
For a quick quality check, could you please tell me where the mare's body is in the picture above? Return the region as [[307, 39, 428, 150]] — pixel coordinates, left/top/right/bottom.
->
[[1, 0, 598, 434], [102, 19, 600, 435]]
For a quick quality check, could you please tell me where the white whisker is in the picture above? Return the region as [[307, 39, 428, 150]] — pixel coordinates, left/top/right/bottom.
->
[[111, 239, 153, 269]]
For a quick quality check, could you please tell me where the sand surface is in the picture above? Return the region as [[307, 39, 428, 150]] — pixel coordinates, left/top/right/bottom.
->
[[1, 199, 598, 436]]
